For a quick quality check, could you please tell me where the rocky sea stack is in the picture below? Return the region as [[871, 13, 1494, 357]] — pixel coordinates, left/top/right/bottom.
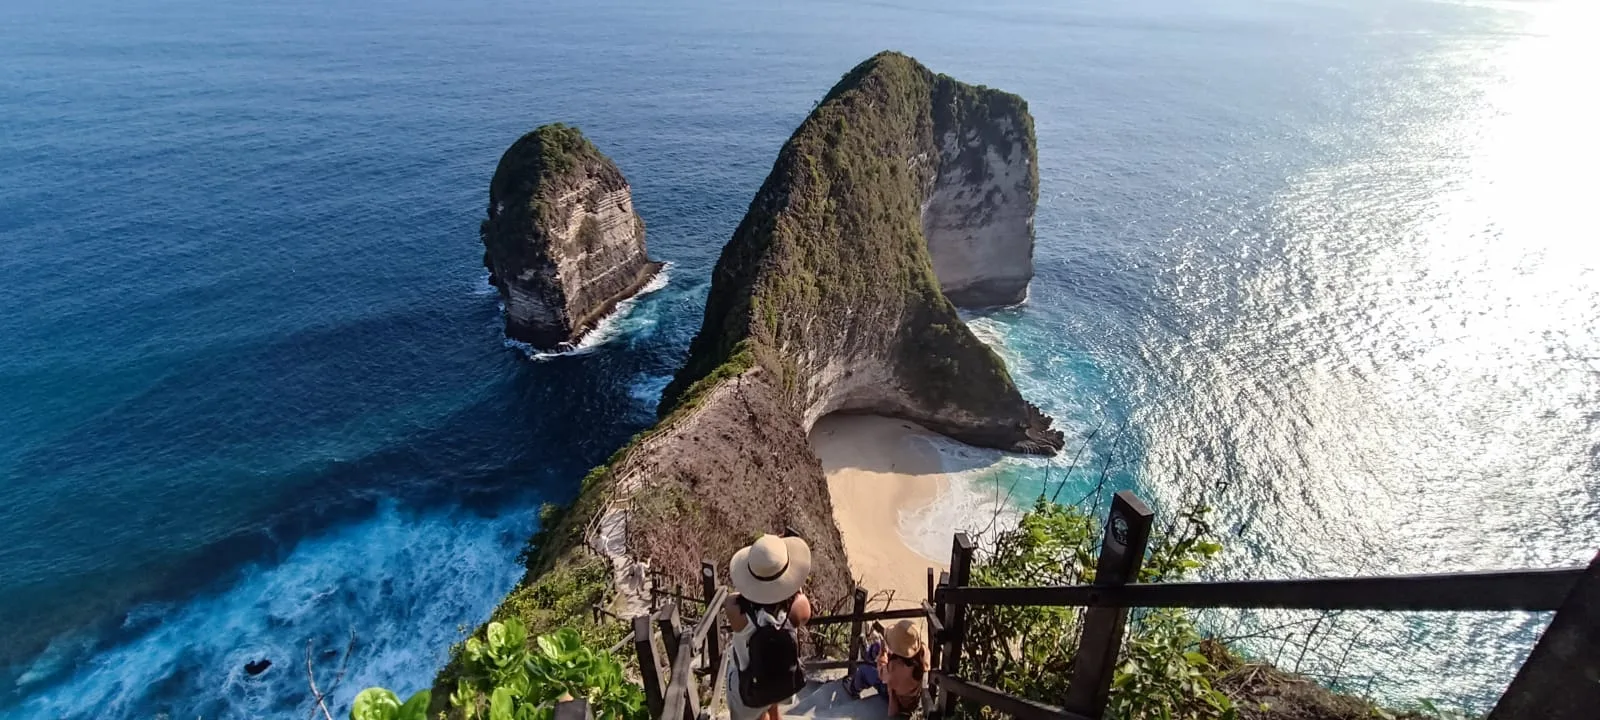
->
[[482, 124, 662, 351], [663, 50, 1059, 452], [437, 53, 1062, 703]]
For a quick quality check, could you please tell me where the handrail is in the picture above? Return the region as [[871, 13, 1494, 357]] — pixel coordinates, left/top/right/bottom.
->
[[659, 633, 698, 720], [653, 585, 728, 720], [938, 567, 1585, 612], [637, 504, 1596, 720], [808, 607, 925, 625], [932, 671, 1094, 720], [692, 587, 728, 646]]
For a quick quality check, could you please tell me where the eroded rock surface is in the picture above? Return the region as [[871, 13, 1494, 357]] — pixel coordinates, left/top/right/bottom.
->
[[665, 51, 1060, 453], [482, 124, 661, 350], [439, 56, 1061, 707], [923, 90, 1037, 307]]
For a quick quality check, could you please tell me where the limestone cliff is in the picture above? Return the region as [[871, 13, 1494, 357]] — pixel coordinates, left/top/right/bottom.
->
[[437, 53, 1059, 708], [482, 124, 662, 350], [662, 51, 1059, 452], [923, 80, 1038, 307]]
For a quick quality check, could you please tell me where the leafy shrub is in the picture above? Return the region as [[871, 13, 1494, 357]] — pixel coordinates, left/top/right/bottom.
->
[[1108, 610, 1232, 719], [351, 687, 431, 720], [960, 498, 1232, 720], [357, 620, 643, 720], [449, 620, 644, 720]]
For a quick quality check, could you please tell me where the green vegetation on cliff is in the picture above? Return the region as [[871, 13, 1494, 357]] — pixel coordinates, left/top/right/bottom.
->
[[431, 50, 1054, 717], [489, 123, 603, 202], [482, 123, 625, 274], [660, 51, 1054, 450]]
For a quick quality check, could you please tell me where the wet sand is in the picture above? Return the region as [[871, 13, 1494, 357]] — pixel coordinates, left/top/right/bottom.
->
[[809, 415, 954, 609]]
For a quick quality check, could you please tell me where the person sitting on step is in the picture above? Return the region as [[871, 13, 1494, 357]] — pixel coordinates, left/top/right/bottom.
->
[[878, 619, 930, 717], [723, 534, 814, 720], [841, 622, 886, 699]]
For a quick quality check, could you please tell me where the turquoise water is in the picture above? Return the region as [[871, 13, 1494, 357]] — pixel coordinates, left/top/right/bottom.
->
[[2, 0, 1595, 716]]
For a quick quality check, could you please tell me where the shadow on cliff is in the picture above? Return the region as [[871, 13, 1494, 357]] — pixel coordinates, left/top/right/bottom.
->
[[0, 296, 680, 675], [810, 413, 1006, 475]]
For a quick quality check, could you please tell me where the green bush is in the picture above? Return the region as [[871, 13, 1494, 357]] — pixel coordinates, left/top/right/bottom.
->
[[351, 687, 431, 720], [451, 621, 644, 720], [960, 498, 1232, 720], [358, 621, 643, 720]]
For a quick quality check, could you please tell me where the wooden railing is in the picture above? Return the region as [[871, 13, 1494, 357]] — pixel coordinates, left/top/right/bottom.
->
[[918, 491, 1598, 720], [615, 491, 1596, 720], [621, 561, 730, 720]]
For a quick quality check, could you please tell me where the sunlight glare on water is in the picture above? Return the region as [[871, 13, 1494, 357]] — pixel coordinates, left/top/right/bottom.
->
[[917, 0, 1600, 708], [3, 0, 1595, 715]]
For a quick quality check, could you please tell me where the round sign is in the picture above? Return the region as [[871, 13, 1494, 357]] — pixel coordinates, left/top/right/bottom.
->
[[1109, 513, 1130, 547]]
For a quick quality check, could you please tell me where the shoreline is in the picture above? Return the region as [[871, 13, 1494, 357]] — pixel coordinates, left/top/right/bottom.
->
[[810, 415, 992, 608]]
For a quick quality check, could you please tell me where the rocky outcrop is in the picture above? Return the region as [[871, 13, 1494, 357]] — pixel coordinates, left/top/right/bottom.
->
[[438, 54, 1061, 708], [923, 81, 1038, 307], [663, 51, 1060, 453], [482, 124, 662, 351]]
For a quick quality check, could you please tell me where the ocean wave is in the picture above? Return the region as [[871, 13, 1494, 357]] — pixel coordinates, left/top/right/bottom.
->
[[10, 501, 532, 720], [504, 263, 673, 361], [896, 431, 1033, 561], [627, 374, 673, 418]]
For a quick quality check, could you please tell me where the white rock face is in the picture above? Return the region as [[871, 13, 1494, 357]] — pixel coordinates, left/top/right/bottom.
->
[[922, 116, 1035, 307], [482, 129, 661, 351], [534, 182, 658, 336]]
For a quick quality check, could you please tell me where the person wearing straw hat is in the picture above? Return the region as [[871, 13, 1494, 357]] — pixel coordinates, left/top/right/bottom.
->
[[723, 534, 814, 720], [877, 619, 930, 716]]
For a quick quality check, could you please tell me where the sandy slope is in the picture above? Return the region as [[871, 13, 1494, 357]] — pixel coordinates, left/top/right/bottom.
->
[[809, 415, 957, 609]]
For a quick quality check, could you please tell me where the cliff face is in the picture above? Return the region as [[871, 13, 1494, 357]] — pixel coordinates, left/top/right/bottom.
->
[[482, 124, 662, 350], [438, 54, 1060, 706], [662, 51, 1059, 452], [924, 81, 1038, 307]]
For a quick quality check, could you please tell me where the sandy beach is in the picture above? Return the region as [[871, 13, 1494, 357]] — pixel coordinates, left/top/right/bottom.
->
[[809, 414, 956, 609]]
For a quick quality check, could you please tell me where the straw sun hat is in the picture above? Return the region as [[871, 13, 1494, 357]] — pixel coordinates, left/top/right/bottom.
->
[[730, 534, 812, 605], [885, 619, 924, 657]]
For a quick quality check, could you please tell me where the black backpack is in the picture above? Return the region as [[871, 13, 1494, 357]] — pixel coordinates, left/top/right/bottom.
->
[[738, 607, 805, 707]]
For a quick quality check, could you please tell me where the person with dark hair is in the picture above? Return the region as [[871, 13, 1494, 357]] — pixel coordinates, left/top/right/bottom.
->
[[723, 534, 814, 720], [841, 622, 886, 699]]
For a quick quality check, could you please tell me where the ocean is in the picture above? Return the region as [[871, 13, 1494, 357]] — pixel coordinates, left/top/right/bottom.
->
[[1, 0, 1595, 716]]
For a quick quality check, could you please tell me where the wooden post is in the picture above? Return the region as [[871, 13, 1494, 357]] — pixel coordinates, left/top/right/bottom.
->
[[1064, 491, 1153, 717], [650, 569, 661, 611], [701, 561, 722, 675], [679, 655, 702, 720], [553, 698, 592, 720], [658, 603, 683, 664], [633, 615, 664, 718], [933, 534, 975, 720], [930, 570, 950, 671], [847, 587, 869, 663], [1488, 551, 1600, 720]]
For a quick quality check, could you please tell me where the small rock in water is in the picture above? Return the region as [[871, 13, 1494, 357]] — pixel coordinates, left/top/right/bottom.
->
[[244, 659, 271, 676]]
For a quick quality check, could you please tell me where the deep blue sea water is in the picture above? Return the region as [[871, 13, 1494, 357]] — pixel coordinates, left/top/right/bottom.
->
[[2, 0, 1596, 717]]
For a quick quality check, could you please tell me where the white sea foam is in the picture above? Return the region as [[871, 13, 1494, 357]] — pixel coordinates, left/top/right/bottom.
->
[[504, 263, 673, 361], [471, 268, 500, 297], [896, 434, 1050, 561], [11, 501, 532, 719], [627, 374, 672, 418]]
